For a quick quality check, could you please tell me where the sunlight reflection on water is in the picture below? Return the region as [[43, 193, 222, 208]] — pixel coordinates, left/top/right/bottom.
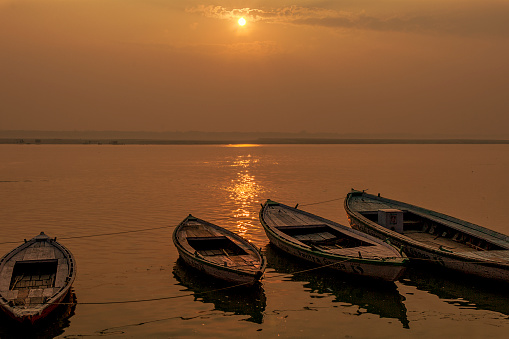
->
[[226, 155, 263, 238], [224, 144, 261, 148]]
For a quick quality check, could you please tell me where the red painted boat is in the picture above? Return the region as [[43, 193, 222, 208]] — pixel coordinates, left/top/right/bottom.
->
[[0, 232, 76, 324]]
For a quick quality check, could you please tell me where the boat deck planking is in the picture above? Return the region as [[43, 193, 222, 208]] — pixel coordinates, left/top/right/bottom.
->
[[459, 250, 509, 261], [403, 231, 476, 252]]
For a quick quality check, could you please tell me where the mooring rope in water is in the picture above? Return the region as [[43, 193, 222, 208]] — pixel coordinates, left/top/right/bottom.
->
[[59, 225, 174, 240], [54, 261, 352, 337], [0, 225, 177, 245], [59, 281, 252, 305], [0, 196, 344, 245], [298, 197, 345, 207], [56, 253, 502, 307], [50, 259, 352, 306]]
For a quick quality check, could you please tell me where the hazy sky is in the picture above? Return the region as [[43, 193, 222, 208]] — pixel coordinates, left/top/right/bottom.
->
[[1, 0, 509, 137]]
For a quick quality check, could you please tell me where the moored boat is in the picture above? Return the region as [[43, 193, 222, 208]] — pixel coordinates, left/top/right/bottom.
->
[[172, 215, 266, 286], [259, 200, 407, 281], [0, 232, 76, 324], [344, 189, 509, 282]]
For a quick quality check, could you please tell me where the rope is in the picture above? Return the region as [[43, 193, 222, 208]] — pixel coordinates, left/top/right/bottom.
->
[[0, 225, 176, 245], [299, 197, 344, 207], [57, 253, 505, 307], [49, 258, 353, 306], [63, 281, 253, 305], [0, 197, 344, 246], [58, 225, 175, 241], [52, 259, 355, 336]]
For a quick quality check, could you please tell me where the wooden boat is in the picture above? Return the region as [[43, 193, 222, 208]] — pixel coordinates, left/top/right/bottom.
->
[[259, 200, 408, 281], [172, 215, 266, 286], [0, 232, 76, 324], [345, 189, 509, 282]]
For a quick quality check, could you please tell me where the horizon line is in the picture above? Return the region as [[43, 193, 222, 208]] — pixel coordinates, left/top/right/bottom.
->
[[1, 138, 508, 145]]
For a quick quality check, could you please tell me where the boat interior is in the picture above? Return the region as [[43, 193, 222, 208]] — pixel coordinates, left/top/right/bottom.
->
[[360, 210, 504, 252], [180, 220, 262, 269], [187, 236, 248, 257], [276, 224, 375, 250], [7, 259, 58, 307], [9, 260, 57, 290]]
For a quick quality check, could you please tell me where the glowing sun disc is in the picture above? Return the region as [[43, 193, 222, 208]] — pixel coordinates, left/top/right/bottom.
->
[[238, 17, 246, 26]]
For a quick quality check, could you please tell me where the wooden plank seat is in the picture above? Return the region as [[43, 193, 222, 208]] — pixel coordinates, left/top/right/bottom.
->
[[275, 224, 331, 232], [9, 260, 58, 290], [187, 236, 248, 256], [276, 224, 375, 247]]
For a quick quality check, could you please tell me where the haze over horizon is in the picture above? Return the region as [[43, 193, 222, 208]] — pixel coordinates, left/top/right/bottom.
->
[[1, 129, 509, 141], [1, 1, 508, 138]]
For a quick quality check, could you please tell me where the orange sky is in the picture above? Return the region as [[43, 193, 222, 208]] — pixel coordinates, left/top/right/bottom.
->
[[1, 0, 508, 137]]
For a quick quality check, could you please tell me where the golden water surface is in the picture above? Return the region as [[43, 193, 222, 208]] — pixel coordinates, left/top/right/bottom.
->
[[1, 144, 508, 338]]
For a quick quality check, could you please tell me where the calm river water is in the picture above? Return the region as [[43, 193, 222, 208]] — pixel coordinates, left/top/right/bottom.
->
[[1, 144, 508, 338]]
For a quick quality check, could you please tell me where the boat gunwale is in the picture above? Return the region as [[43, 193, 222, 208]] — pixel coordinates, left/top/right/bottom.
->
[[259, 200, 407, 266]]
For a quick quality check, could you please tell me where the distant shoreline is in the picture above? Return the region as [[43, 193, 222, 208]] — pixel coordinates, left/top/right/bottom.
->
[[1, 138, 509, 145]]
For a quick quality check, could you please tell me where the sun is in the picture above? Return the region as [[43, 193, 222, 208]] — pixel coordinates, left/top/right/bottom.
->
[[238, 17, 246, 26]]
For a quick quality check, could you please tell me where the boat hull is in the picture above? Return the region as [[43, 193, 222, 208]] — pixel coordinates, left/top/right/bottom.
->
[[345, 191, 509, 283], [176, 248, 262, 286], [0, 288, 72, 325]]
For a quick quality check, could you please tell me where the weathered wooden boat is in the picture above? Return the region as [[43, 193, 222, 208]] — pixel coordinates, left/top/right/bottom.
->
[[345, 189, 509, 282], [0, 232, 76, 324], [259, 200, 407, 281], [173, 215, 266, 286]]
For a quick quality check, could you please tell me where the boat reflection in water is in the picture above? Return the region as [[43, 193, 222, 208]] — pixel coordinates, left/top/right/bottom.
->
[[172, 259, 266, 324], [265, 245, 409, 328], [400, 265, 509, 316], [0, 290, 77, 339]]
